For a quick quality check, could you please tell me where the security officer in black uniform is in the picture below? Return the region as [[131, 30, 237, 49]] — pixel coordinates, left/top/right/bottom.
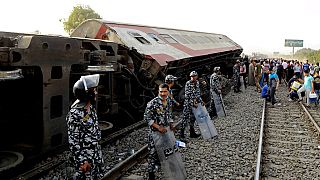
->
[[209, 67, 222, 118], [180, 71, 203, 141], [144, 83, 175, 180], [66, 74, 104, 179]]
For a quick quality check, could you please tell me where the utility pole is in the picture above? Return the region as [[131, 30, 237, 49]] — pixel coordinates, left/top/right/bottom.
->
[[292, 46, 294, 59]]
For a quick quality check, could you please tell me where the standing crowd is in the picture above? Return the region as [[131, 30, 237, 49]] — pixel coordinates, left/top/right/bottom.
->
[[236, 58, 320, 108]]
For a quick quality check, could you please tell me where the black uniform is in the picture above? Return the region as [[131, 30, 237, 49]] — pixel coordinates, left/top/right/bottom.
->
[[66, 100, 104, 179]]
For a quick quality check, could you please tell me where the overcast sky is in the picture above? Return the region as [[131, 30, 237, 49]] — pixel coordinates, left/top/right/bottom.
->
[[1, 0, 319, 55]]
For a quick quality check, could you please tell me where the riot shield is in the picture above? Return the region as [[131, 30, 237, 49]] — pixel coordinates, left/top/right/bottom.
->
[[212, 92, 226, 117], [192, 105, 218, 139], [240, 76, 246, 91], [152, 128, 187, 180]]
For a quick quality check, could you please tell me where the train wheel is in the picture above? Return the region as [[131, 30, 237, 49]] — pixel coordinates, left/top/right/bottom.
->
[[0, 151, 24, 173]]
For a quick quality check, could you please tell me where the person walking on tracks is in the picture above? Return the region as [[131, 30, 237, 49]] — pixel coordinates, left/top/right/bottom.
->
[[144, 83, 182, 180], [180, 71, 202, 141], [268, 67, 280, 107], [66, 74, 104, 180]]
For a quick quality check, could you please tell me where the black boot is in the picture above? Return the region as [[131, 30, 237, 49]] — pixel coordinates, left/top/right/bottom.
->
[[180, 129, 187, 142], [149, 172, 155, 180], [190, 127, 201, 138]]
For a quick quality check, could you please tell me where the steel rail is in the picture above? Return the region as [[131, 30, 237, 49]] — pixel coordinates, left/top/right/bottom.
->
[[14, 160, 65, 180], [255, 100, 319, 180], [102, 144, 148, 180], [9, 120, 146, 180], [299, 102, 320, 133], [102, 120, 182, 180], [254, 98, 266, 180]]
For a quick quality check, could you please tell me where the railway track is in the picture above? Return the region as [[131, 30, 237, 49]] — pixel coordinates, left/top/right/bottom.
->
[[5, 120, 146, 180], [255, 87, 320, 179], [7, 118, 181, 180]]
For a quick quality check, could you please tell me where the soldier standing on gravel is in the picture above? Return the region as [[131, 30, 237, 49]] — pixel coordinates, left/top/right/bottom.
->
[[144, 83, 175, 180], [180, 71, 203, 141], [66, 74, 104, 180], [209, 67, 222, 118], [233, 60, 241, 93]]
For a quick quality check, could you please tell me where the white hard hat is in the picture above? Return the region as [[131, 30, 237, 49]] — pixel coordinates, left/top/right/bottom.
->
[[73, 74, 100, 94], [189, 71, 198, 77], [165, 75, 177, 82], [213, 67, 220, 72]]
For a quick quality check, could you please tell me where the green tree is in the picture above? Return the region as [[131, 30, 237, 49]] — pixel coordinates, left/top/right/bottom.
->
[[62, 5, 102, 34], [295, 48, 320, 63]]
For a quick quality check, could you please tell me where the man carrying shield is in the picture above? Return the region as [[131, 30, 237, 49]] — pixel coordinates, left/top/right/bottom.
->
[[144, 84, 186, 180], [180, 71, 203, 141], [210, 67, 226, 117]]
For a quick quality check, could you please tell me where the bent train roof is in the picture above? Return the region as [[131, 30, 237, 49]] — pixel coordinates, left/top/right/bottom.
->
[[71, 19, 242, 66]]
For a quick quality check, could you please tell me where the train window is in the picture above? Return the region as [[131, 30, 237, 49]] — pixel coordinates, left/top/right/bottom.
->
[[159, 34, 178, 44], [128, 31, 151, 45], [147, 33, 165, 44], [51, 66, 62, 79], [135, 37, 151, 44], [50, 95, 62, 119], [128, 32, 141, 37]]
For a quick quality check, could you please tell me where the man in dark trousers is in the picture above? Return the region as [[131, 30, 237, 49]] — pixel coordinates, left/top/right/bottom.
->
[[209, 67, 221, 118], [233, 60, 241, 92], [66, 74, 104, 179], [144, 83, 175, 180], [180, 71, 203, 141], [268, 68, 280, 107]]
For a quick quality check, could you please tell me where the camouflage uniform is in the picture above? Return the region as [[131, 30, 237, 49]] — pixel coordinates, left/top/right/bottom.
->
[[168, 89, 178, 105], [144, 96, 173, 173], [181, 80, 203, 130], [233, 64, 241, 92], [209, 72, 221, 117], [66, 101, 104, 179]]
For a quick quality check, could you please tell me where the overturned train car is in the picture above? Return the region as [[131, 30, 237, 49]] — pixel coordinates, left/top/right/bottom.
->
[[71, 19, 243, 79], [0, 20, 242, 167]]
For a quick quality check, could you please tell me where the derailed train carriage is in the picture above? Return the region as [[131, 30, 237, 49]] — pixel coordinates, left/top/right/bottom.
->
[[0, 19, 242, 171], [71, 19, 243, 101]]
